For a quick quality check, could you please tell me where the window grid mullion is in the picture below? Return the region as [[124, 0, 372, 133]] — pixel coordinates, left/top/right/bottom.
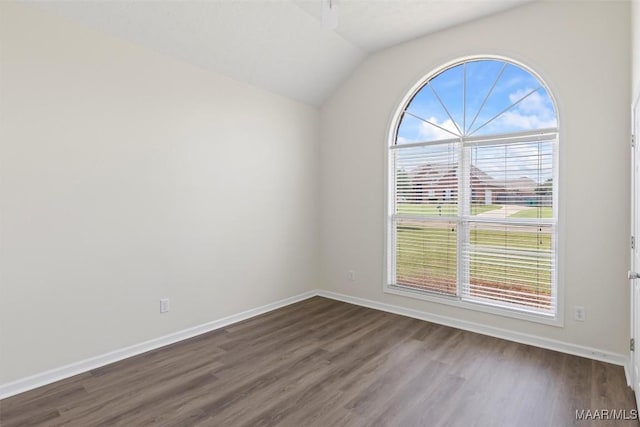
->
[[457, 138, 468, 299]]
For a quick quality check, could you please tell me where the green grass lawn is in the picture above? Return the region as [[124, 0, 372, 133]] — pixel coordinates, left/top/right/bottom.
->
[[396, 222, 458, 295], [397, 203, 501, 216], [397, 203, 553, 219], [395, 222, 552, 306], [509, 206, 553, 219]]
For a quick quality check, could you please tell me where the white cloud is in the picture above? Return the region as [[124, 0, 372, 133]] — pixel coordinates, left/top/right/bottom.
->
[[495, 110, 557, 131], [508, 89, 554, 117], [419, 116, 460, 140], [481, 88, 557, 134]]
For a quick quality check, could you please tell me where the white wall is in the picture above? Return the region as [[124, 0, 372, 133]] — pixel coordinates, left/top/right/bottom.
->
[[1, 0, 633, 391], [0, 3, 319, 384], [320, 1, 631, 355]]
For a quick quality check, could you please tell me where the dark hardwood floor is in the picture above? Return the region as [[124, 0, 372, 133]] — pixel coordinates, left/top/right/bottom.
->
[[1, 296, 637, 426]]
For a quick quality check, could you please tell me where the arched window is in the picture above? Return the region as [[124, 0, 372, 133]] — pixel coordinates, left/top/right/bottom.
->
[[387, 57, 558, 319]]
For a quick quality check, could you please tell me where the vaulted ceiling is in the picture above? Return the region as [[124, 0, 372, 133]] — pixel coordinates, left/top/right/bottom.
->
[[29, 0, 533, 105]]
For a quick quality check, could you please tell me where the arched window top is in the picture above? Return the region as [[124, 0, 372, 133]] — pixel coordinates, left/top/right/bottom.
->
[[396, 58, 558, 145]]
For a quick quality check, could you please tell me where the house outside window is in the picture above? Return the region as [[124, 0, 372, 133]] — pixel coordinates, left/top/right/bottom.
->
[[386, 56, 559, 322]]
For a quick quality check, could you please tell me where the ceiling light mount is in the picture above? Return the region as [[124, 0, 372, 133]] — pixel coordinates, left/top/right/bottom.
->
[[321, 0, 338, 30]]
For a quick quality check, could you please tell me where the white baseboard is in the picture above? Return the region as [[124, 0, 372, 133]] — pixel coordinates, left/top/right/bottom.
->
[[0, 290, 317, 399], [1, 288, 631, 400], [316, 290, 630, 372]]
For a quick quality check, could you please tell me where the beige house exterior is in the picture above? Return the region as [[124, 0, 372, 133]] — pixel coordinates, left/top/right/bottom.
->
[[407, 164, 545, 206]]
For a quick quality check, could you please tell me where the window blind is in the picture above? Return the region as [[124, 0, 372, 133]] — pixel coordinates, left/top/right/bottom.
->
[[462, 137, 556, 313], [390, 131, 557, 315], [392, 142, 459, 296], [388, 57, 558, 318]]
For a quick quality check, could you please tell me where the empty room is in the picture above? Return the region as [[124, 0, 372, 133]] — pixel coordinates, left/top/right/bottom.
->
[[2, 0, 640, 425]]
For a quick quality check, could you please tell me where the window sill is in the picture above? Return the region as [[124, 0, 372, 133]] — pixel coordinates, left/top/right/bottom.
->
[[384, 284, 563, 327]]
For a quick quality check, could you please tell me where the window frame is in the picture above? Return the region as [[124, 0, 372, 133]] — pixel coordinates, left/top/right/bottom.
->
[[383, 55, 563, 327]]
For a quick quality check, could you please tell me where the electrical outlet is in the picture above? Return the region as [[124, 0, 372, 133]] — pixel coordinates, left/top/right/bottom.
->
[[348, 270, 356, 282], [160, 298, 170, 313], [574, 306, 585, 321]]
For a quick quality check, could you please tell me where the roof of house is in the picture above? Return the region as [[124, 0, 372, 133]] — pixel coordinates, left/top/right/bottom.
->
[[410, 163, 540, 192]]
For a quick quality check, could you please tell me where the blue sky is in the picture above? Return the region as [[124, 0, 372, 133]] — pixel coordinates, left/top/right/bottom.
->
[[395, 59, 557, 183], [398, 59, 557, 142]]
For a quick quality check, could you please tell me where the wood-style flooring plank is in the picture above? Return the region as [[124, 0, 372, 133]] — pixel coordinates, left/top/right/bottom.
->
[[1, 297, 637, 427]]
